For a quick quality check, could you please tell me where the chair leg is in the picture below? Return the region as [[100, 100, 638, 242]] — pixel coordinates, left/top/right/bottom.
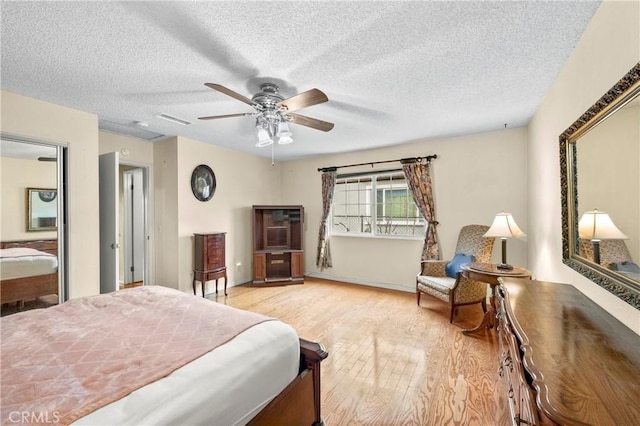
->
[[416, 291, 421, 306], [450, 306, 455, 323], [481, 298, 487, 313]]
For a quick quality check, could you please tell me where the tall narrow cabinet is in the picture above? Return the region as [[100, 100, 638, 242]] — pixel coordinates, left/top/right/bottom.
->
[[193, 232, 227, 296], [252, 205, 304, 285]]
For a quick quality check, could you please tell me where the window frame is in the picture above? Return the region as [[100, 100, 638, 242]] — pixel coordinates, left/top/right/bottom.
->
[[330, 170, 425, 240]]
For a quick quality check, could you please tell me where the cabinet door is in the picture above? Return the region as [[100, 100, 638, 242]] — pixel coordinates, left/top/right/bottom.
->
[[291, 251, 303, 279], [254, 253, 266, 281]]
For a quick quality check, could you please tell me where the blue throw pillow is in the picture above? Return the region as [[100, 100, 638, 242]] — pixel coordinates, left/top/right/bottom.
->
[[445, 253, 475, 278]]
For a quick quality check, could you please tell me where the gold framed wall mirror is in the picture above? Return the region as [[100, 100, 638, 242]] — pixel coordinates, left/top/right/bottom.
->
[[560, 62, 640, 309], [27, 187, 58, 231]]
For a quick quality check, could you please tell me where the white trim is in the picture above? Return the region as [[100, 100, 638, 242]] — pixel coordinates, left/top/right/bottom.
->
[[305, 272, 414, 293]]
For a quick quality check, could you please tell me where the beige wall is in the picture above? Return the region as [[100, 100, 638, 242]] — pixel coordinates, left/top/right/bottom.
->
[[173, 136, 281, 294], [528, 0, 640, 332], [99, 131, 155, 164], [1, 157, 57, 240], [283, 127, 528, 292], [153, 137, 180, 288], [1, 90, 100, 299]]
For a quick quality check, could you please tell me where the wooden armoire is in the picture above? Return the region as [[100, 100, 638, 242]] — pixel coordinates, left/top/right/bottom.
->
[[252, 205, 304, 285]]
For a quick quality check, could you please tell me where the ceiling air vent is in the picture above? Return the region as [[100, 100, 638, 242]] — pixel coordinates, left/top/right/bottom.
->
[[155, 113, 192, 126]]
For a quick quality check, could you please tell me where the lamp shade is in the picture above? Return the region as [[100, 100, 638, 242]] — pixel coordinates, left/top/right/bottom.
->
[[483, 212, 526, 238], [578, 209, 628, 240], [276, 121, 292, 138], [277, 135, 293, 144], [256, 127, 273, 147]]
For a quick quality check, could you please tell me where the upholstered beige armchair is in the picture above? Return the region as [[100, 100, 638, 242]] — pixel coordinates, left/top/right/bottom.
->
[[416, 224, 494, 323], [579, 238, 633, 266]]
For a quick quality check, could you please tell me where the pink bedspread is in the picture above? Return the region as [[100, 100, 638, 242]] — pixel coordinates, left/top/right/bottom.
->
[[1, 286, 273, 425]]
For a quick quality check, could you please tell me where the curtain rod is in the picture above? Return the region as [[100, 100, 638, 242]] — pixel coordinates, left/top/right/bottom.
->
[[317, 154, 437, 172]]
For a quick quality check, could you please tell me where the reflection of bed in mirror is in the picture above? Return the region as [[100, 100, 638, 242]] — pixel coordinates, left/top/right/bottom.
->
[[0, 239, 58, 305]]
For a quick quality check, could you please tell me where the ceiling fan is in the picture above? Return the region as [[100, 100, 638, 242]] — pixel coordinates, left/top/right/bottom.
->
[[199, 83, 334, 147]]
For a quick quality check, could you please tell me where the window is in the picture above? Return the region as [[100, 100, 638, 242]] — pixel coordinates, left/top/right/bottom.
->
[[331, 172, 425, 237]]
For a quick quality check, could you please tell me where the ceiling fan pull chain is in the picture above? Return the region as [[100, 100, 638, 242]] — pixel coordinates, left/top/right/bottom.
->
[[271, 142, 275, 166]]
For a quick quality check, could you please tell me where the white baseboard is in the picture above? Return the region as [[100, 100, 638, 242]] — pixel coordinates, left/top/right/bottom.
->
[[305, 272, 414, 294]]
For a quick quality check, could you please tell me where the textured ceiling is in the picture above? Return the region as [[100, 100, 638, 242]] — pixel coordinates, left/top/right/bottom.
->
[[1, 1, 601, 161]]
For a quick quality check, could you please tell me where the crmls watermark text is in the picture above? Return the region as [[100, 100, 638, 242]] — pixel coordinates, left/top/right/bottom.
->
[[8, 411, 61, 424]]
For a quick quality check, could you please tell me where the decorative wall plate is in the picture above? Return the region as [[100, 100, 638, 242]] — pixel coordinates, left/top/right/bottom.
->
[[191, 164, 216, 202]]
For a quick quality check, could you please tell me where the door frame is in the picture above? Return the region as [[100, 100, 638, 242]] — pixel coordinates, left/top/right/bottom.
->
[[122, 165, 151, 286]]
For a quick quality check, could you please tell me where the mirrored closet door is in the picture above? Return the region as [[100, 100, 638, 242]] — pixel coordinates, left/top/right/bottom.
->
[[0, 135, 68, 316]]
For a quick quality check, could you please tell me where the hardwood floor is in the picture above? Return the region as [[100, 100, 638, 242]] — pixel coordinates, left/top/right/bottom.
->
[[214, 278, 510, 426]]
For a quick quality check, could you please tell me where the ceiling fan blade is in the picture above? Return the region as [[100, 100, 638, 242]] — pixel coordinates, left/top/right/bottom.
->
[[204, 83, 254, 106], [198, 113, 252, 120], [286, 113, 334, 132], [277, 88, 328, 112]]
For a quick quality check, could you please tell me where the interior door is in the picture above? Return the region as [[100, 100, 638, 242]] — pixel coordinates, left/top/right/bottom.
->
[[99, 152, 119, 293]]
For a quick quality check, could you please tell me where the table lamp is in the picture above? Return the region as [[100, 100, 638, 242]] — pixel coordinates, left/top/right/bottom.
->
[[484, 212, 526, 270], [578, 209, 628, 265]]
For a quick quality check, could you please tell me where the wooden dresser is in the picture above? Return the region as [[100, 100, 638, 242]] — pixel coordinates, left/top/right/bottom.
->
[[497, 278, 640, 425], [193, 232, 227, 297]]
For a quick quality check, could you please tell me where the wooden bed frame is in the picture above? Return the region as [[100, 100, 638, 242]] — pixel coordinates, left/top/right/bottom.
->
[[250, 338, 328, 425], [0, 239, 58, 304], [0, 240, 328, 424]]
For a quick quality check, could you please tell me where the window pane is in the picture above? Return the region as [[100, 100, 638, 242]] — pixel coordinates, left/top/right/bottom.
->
[[332, 178, 372, 234], [332, 173, 424, 237]]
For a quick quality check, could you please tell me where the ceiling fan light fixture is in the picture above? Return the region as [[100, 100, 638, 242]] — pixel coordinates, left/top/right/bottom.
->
[[276, 121, 292, 138], [256, 127, 273, 147], [277, 135, 293, 145], [201, 82, 334, 150]]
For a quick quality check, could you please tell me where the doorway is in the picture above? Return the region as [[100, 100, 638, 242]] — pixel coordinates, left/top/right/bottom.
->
[[99, 152, 151, 293], [122, 166, 146, 287]]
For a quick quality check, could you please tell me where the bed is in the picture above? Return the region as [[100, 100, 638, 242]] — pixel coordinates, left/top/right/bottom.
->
[[0, 239, 59, 305], [0, 285, 328, 425]]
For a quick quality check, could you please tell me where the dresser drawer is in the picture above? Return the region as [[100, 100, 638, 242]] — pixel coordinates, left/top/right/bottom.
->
[[207, 235, 224, 248], [497, 285, 539, 426], [194, 233, 226, 272]]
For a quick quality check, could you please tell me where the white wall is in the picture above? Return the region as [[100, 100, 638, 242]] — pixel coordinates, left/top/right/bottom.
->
[[0, 157, 57, 240], [528, 0, 640, 332], [283, 126, 528, 292], [1, 90, 100, 298]]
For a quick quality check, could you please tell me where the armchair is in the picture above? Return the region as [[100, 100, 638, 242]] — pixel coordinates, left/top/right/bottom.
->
[[416, 224, 494, 323], [578, 238, 633, 266]]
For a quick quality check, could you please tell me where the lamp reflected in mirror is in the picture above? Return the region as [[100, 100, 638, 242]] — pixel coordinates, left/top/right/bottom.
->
[[484, 212, 526, 270], [578, 209, 628, 265]]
